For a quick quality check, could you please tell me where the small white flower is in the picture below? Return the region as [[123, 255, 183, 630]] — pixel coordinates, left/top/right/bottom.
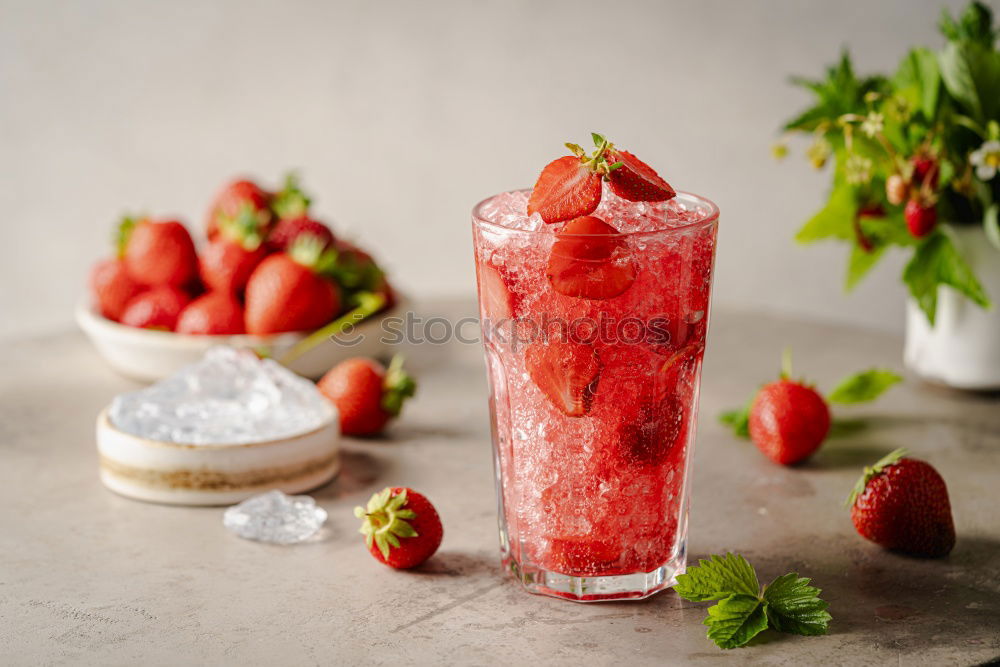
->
[[845, 154, 873, 185], [970, 140, 1000, 181], [860, 112, 884, 139]]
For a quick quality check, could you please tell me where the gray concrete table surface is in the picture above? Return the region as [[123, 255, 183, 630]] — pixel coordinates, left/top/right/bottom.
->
[[1, 300, 998, 666]]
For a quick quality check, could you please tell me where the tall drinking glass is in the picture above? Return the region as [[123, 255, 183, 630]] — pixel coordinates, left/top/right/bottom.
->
[[472, 189, 718, 601]]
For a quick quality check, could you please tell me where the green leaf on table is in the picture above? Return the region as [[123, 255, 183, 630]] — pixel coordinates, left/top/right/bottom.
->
[[762, 573, 832, 636], [674, 554, 832, 650], [796, 183, 857, 243], [902, 231, 990, 325], [704, 595, 770, 650], [719, 402, 751, 439], [674, 553, 760, 601], [828, 369, 903, 404], [984, 204, 1000, 251]]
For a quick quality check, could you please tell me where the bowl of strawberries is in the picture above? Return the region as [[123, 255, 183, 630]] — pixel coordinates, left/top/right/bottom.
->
[[78, 174, 400, 382]]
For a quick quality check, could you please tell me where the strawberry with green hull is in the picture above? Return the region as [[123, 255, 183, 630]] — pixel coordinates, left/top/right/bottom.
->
[[121, 217, 199, 288], [269, 172, 312, 221], [317, 355, 416, 436], [721, 353, 902, 465], [355, 487, 442, 569], [904, 198, 937, 239], [200, 208, 269, 294], [176, 292, 245, 335], [266, 216, 335, 253], [205, 179, 272, 240], [848, 448, 955, 557], [244, 236, 341, 335], [120, 286, 190, 330]]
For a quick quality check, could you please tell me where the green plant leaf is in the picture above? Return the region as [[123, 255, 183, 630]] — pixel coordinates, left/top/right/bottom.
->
[[828, 369, 903, 404], [719, 402, 751, 439], [939, 41, 1000, 123], [796, 183, 857, 243], [674, 553, 760, 602], [762, 574, 831, 636], [704, 595, 770, 650], [845, 244, 887, 291], [902, 231, 991, 325], [893, 48, 941, 119]]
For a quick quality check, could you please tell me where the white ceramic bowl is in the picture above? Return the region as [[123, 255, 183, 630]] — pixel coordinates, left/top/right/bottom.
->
[[96, 407, 340, 506], [76, 297, 403, 382]]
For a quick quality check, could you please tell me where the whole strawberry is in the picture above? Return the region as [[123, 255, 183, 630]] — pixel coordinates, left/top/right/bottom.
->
[[848, 449, 955, 557], [749, 378, 830, 465], [90, 258, 144, 321], [904, 198, 937, 239], [121, 217, 199, 287], [206, 179, 272, 240], [317, 356, 416, 436], [910, 155, 939, 190], [266, 216, 334, 253], [200, 237, 266, 295], [354, 487, 442, 569], [120, 286, 190, 330], [243, 237, 341, 335], [176, 292, 245, 335]]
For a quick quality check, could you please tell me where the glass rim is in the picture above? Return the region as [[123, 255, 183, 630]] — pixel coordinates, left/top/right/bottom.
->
[[472, 188, 719, 238]]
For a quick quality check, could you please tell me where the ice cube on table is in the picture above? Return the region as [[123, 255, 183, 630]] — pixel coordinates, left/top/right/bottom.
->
[[223, 490, 327, 544], [108, 346, 335, 445]]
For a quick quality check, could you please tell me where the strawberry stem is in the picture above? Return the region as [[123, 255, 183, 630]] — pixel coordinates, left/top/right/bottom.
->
[[781, 347, 794, 380], [381, 355, 417, 417]]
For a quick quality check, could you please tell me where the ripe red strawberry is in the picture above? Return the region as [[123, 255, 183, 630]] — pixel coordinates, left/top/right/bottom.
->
[[90, 258, 144, 321], [266, 216, 334, 252], [206, 179, 272, 240], [243, 239, 341, 335], [904, 199, 937, 239], [848, 449, 955, 557], [120, 286, 190, 330], [748, 379, 831, 465], [525, 339, 601, 416], [200, 238, 266, 295], [546, 215, 636, 300], [527, 155, 603, 224], [605, 148, 676, 202], [911, 155, 939, 190], [317, 356, 416, 436], [175, 292, 245, 335], [121, 218, 199, 287], [355, 487, 443, 569], [478, 263, 516, 320]]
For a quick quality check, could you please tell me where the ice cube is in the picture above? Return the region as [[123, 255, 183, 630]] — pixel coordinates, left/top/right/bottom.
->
[[109, 346, 335, 445], [223, 490, 327, 544]]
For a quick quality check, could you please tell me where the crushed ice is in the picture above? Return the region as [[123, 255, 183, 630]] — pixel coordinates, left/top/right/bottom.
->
[[223, 490, 327, 544], [109, 346, 335, 445]]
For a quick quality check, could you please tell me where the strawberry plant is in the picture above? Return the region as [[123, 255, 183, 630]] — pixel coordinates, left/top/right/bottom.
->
[[777, 1, 1000, 324]]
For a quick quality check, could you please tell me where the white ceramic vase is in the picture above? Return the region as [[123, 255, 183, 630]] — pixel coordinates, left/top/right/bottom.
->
[[904, 225, 1000, 390]]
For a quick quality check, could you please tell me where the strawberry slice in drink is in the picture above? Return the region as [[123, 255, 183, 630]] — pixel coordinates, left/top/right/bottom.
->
[[606, 148, 676, 202], [546, 215, 636, 300], [528, 156, 603, 224], [477, 263, 516, 320], [525, 339, 601, 417]]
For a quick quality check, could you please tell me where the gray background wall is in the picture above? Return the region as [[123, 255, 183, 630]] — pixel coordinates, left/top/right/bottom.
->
[[0, 0, 967, 339]]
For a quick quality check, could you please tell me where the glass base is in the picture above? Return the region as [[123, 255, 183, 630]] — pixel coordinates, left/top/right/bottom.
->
[[502, 550, 685, 602]]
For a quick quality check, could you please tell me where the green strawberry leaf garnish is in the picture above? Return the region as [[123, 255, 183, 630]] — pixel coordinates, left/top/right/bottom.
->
[[674, 553, 760, 601], [827, 368, 903, 404], [762, 573, 832, 636], [846, 447, 908, 507], [674, 553, 831, 650]]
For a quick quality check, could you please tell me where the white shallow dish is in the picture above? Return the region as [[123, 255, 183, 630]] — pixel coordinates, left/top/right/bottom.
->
[[96, 407, 340, 506], [76, 297, 403, 382]]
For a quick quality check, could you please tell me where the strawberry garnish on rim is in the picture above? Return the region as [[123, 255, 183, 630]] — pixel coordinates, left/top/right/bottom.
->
[[546, 215, 636, 300], [527, 155, 604, 224], [605, 146, 676, 203], [525, 339, 602, 416]]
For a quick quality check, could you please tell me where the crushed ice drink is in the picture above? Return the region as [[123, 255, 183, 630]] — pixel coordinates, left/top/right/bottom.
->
[[473, 187, 718, 601]]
